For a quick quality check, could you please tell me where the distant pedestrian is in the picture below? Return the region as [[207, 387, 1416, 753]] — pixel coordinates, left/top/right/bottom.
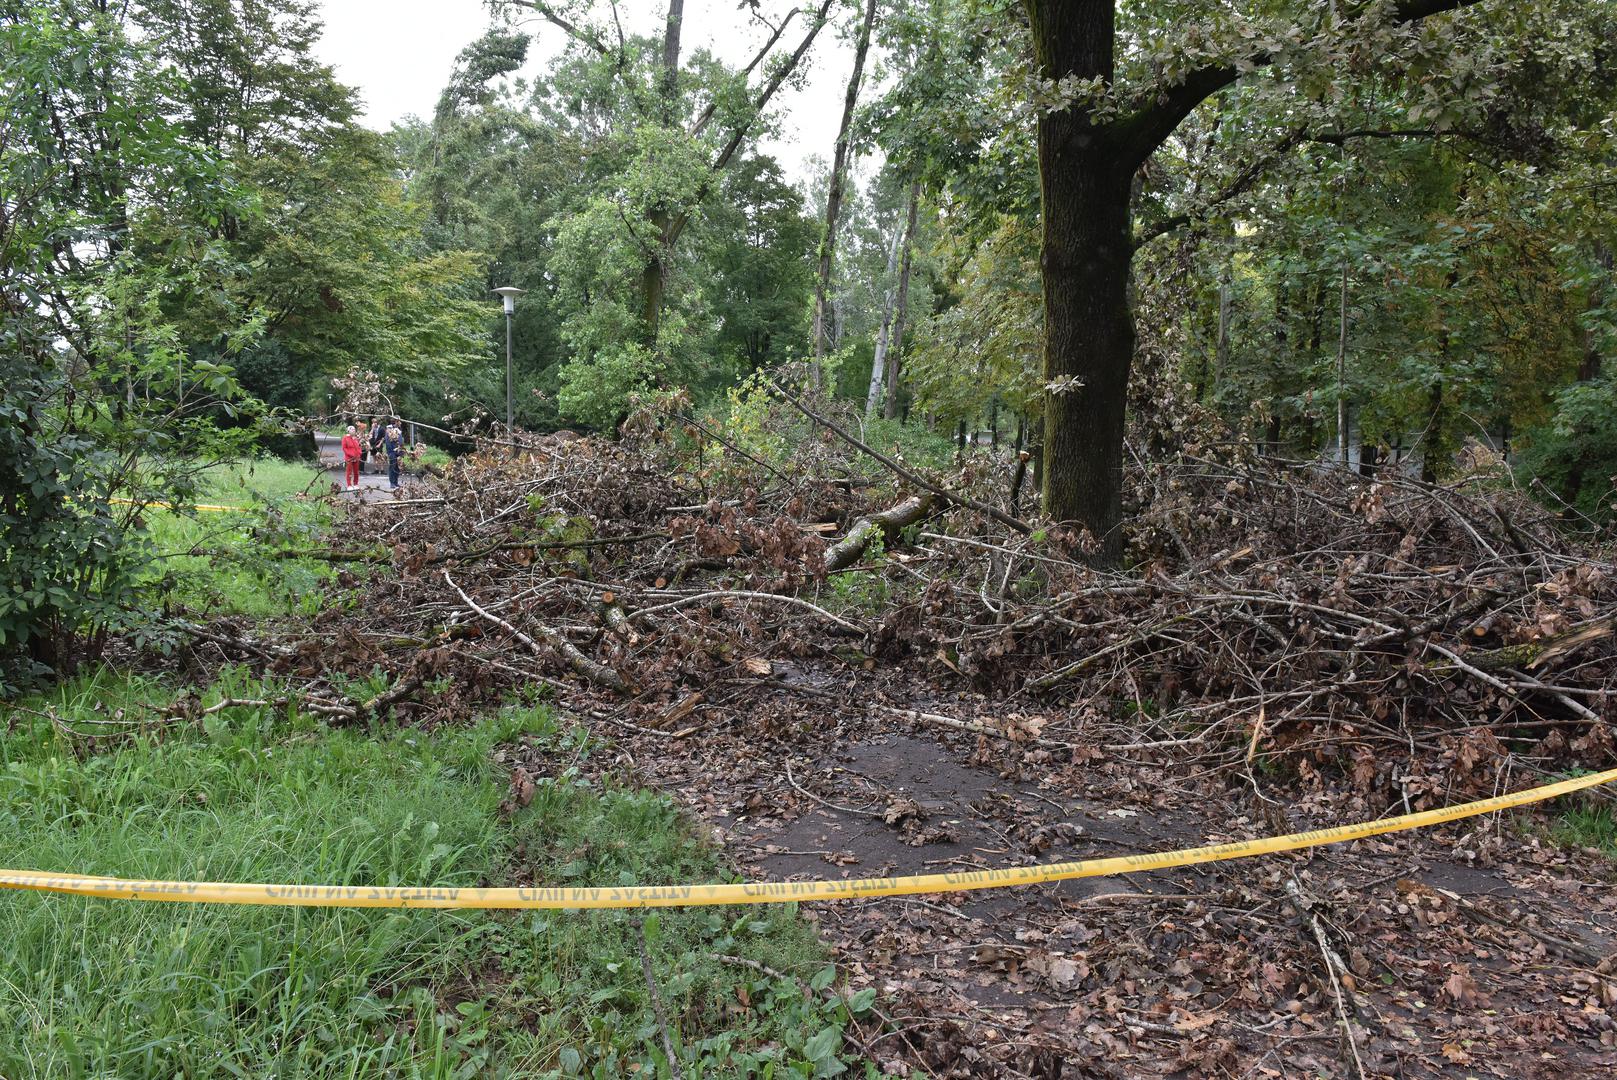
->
[[384, 424, 405, 490], [341, 425, 363, 490], [368, 419, 386, 474]]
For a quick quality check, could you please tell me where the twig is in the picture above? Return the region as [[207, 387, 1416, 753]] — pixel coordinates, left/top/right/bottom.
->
[[634, 917, 686, 1080], [630, 589, 866, 636], [1287, 880, 1366, 1080], [768, 380, 1032, 534], [783, 757, 884, 817], [444, 569, 627, 692]]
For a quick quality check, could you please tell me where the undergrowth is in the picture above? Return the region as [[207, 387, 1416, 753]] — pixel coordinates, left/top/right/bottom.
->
[[0, 671, 887, 1079], [143, 457, 337, 617]]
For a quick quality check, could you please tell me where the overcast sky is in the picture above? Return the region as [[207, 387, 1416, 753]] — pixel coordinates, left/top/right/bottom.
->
[[311, 0, 861, 183]]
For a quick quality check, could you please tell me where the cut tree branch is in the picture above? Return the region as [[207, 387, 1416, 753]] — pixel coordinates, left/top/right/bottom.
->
[[445, 569, 627, 692]]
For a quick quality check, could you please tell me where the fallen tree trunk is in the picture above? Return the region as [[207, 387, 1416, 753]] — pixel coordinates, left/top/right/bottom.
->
[[826, 492, 937, 572]]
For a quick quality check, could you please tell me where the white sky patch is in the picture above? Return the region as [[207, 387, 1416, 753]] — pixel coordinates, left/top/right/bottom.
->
[[311, 0, 871, 184]]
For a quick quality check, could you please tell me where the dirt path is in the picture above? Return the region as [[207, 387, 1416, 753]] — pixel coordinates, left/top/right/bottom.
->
[[313, 433, 408, 502], [517, 672, 1617, 1079]]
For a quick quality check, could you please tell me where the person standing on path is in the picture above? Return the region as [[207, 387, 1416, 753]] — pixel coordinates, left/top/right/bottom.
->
[[368, 419, 387, 475], [384, 424, 405, 490], [341, 425, 363, 490]]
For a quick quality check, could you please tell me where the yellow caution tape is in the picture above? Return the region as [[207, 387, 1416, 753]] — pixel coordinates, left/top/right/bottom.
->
[[108, 497, 243, 514], [3, 766, 1613, 910]]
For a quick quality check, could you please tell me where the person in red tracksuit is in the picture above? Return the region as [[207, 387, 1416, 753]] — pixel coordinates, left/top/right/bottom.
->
[[341, 425, 363, 490]]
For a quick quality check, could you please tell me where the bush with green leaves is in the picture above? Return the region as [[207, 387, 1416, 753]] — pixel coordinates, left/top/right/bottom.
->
[[0, 6, 264, 687]]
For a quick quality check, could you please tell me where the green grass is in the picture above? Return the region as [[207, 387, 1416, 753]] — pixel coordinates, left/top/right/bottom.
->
[[1551, 800, 1617, 859], [413, 444, 454, 471], [0, 672, 883, 1079], [858, 416, 959, 472], [143, 457, 338, 618]]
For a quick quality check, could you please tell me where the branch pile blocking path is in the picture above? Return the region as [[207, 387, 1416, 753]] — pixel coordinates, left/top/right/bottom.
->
[[177, 401, 1617, 1077]]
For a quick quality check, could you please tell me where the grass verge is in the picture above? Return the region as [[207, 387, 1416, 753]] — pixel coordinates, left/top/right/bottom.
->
[[0, 671, 884, 1078], [143, 457, 338, 618]]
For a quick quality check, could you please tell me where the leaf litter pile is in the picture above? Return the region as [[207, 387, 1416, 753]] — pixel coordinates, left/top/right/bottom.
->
[[174, 395, 1617, 1078]]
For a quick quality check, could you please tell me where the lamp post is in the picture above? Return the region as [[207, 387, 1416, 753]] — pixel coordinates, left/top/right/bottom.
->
[[493, 287, 525, 454]]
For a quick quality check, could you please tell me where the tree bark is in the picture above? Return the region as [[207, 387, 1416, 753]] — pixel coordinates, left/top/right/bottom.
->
[[811, 0, 878, 386], [884, 181, 921, 420], [1025, 2, 1136, 563], [865, 211, 906, 416]]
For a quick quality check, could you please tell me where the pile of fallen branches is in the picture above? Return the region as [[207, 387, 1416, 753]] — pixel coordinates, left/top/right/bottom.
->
[[171, 396, 1617, 798]]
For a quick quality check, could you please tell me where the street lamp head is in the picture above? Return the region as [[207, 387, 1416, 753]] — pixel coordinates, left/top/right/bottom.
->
[[493, 286, 525, 315]]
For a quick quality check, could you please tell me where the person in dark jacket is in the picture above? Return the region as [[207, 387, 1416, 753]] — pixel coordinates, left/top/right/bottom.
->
[[367, 419, 387, 475], [384, 425, 405, 490]]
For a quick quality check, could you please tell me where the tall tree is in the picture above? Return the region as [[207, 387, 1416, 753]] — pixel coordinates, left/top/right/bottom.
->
[[509, 0, 835, 345], [1022, 0, 1492, 561], [883, 182, 922, 419], [812, 0, 879, 385]]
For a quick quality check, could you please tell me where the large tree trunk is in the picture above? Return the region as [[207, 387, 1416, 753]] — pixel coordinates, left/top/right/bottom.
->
[[1033, 165, 1135, 564], [1021, 0, 1480, 563], [884, 182, 921, 420], [1027, 2, 1135, 564], [641, 251, 665, 345], [810, 0, 877, 386]]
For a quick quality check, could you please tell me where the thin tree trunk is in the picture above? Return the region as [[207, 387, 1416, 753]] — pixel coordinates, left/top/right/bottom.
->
[[1581, 242, 1611, 381], [1009, 414, 1028, 510], [884, 182, 921, 420], [810, 0, 878, 387], [1422, 265, 1460, 482], [639, 1, 685, 346], [1335, 259, 1349, 467], [637, 0, 834, 342], [660, 0, 684, 110], [1215, 265, 1231, 392], [865, 211, 906, 416]]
